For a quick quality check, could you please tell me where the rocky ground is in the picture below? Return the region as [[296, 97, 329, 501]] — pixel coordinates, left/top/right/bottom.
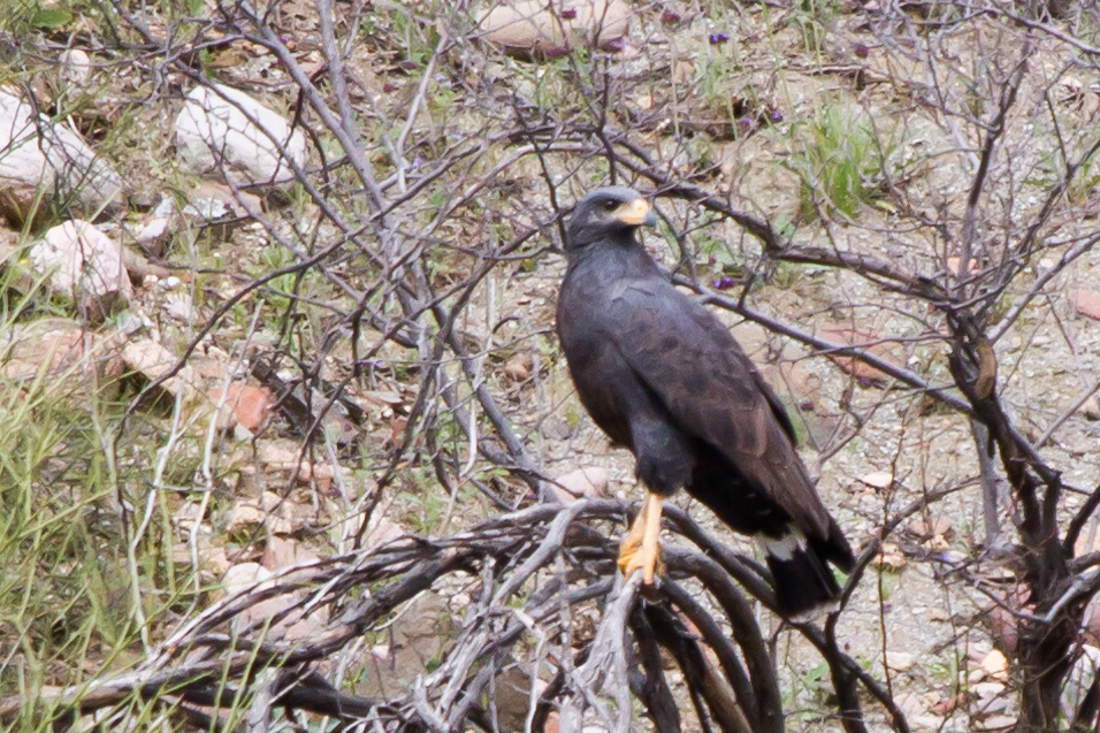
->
[[5, 1, 1100, 732]]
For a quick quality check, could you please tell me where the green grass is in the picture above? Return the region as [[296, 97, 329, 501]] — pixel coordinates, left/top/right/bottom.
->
[[784, 100, 898, 222]]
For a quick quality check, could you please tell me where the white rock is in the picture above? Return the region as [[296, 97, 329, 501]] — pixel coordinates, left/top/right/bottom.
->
[[59, 49, 92, 87], [980, 649, 1009, 681], [164, 291, 195, 323], [0, 88, 122, 222], [174, 84, 306, 187], [121, 338, 196, 398], [973, 681, 1005, 698], [30, 219, 132, 302], [885, 651, 914, 671], [479, 0, 629, 55], [860, 471, 894, 489], [134, 214, 170, 245], [551, 466, 609, 502]]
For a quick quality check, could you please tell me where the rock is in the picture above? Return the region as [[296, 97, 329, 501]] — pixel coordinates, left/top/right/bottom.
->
[[973, 681, 1005, 698], [224, 490, 293, 534], [174, 84, 307, 188], [257, 439, 306, 472], [0, 88, 122, 225], [908, 516, 952, 540], [551, 466, 608, 502], [873, 542, 906, 570], [860, 471, 893, 489], [363, 515, 404, 548], [819, 326, 904, 385], [910, 714, 945, 732], [1079, 396, 1100, 421], [164, 291, 195, 323], [478, 0, 630, 58], [928, 606, 950, 622], [1069, 289, 1100, 321], [221, 560, 328, 640], [132, 213, 172, 248], [199, 546, 231, 576], [502, 353, 531, 380], [262, 536, 320, 570], [210, 383, 272, 432], [355, 591, 459, 697], [29, 220, 133, 313], [885, 651, 914, 671], [121, 338, 197, 399], [946, 257, 977, 276], [0, 318, 123, 395], [977, 715, 1016, 731], [980, 649, 1009, 681], [976, 696, 1008, 716], [58, 49, 92, 88], [127, 197, 176, 255]]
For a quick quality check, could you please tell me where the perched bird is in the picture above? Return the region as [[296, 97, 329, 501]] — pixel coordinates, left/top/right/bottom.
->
[[555, 186, 854, 615]]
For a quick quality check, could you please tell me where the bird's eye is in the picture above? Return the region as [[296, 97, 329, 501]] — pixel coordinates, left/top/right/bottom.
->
[[602, 200, 619, 211]]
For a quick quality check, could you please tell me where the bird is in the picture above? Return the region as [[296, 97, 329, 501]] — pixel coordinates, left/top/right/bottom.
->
[[555, 186, 855, 616]]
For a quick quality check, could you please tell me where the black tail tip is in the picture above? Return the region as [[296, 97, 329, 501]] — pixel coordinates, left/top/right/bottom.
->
[[766, 547, 844, 617]]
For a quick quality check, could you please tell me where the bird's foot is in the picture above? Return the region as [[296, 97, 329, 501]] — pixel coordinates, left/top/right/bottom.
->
[[618, 493, 664, 584]]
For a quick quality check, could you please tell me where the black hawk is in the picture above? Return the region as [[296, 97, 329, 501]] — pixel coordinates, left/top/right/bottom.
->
[[555, 186, 855, 615]]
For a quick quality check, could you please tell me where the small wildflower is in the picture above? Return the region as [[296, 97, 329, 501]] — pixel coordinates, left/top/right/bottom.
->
[[382, 82, 398, 93], [712, 275, 735, 290], [708, 32, 728, 45], [768, 109, 783, 123], [707, 255, 716, 265], [852, 42, 870, 58], [399, 59, 417, 70], [661, 9, 681, 24], [561, 7, 577, 19]]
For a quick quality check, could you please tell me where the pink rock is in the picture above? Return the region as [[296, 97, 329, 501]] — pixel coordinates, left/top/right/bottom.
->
[[1070, 289, 1100, 320], [551, 467, 608, 502]]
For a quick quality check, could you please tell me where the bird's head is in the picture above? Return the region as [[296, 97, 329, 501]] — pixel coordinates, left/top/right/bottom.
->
[[564, 186, 657, 253]]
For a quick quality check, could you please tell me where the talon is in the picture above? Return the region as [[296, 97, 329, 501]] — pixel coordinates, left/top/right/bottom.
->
[[618, 493, 664, 584]]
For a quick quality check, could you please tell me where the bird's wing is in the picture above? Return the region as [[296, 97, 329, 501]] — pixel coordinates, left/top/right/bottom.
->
[[604, 278, 831, 538]]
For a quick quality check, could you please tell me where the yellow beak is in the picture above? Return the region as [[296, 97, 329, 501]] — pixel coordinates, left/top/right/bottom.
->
[[619, 198, 657, 227]]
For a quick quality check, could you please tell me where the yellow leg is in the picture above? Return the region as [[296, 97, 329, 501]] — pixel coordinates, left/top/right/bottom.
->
[[618, 493, 663, 584]]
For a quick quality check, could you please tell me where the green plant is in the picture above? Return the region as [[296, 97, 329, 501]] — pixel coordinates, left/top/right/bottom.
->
[[785, 101, 897, 222]]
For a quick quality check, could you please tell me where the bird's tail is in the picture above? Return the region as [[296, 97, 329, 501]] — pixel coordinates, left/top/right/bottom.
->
[[762, 523, 853, 617]]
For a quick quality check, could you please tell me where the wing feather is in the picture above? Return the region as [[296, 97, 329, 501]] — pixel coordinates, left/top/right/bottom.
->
[[603, 278, 831, 539]]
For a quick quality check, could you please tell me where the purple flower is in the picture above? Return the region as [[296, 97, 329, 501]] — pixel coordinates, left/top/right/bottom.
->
[[399, 59, 417, 70], [769, 109, 783, 123], [708, 32, 728, 44], [712, 275, 735, 290], [852, 42, 870, 58], [382, 82, 398, 93], [661, 9, 681, 24], [561, 7, 577, 19]]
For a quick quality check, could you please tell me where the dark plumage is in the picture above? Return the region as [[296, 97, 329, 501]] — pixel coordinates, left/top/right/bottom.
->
[[555, 186, 854, 616]]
